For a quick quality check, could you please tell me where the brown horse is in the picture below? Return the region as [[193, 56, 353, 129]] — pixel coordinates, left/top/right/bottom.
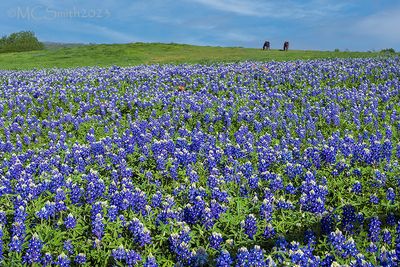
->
[[263, 41, 270, 50], [283, 41, 289, 51]]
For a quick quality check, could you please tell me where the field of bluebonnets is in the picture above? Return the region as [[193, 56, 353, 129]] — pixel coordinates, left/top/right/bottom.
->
[[0, 57, 399, 266]]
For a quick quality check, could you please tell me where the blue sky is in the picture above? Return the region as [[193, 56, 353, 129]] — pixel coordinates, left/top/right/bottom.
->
[[1, 0, 399, 51]]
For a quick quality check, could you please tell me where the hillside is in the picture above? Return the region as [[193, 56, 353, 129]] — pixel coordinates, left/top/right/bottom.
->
[[0, 42, 384, 70]]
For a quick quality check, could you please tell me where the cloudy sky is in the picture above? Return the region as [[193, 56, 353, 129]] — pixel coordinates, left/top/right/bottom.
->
[[1, 0, 399, 51]]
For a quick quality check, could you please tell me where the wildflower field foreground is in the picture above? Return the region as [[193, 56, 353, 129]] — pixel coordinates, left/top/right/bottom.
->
[[0, 57, 399, 266]]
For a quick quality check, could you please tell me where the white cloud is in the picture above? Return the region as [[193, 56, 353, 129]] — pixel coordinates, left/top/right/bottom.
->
[[353, 7, 400, 43], [146, 16, 185, 25], [78, 24, 142, 43], [190, 0, 268, 17], [145, 15, 219, 30], [41, 20, 145, 43], [189, 0, 347, 19], [222, 31, 258, 42]]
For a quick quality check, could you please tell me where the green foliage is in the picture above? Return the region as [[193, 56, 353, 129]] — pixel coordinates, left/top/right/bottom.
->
[[380, 48, 396, 54], [0, 31, 44, 53]]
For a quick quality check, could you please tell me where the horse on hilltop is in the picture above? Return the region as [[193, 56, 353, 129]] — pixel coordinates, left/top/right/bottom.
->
[[262, 41, 270, 50], [283, 41, 289, 51]]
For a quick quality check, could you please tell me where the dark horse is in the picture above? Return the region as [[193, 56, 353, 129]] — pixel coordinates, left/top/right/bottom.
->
[[262, 41, 270, 50], [283, 41, 289, 51]]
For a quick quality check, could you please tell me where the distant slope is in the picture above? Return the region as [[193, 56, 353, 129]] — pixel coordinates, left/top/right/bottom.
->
[[0, 42, 384, 70], [43, 42, 87, 50]]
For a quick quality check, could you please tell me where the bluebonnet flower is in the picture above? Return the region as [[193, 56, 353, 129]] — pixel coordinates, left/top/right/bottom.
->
[[211, 188, 229, 203], [144, 254, 158, 267], [395, 221, 400, 263], [265, 255, 276, 267], [190, 247, 209, 267], [382, 229, 392, 245], [329, 229, 346, 252], [299, 171, 328, 214], [275, 236, 288, 251], [285, 182, 296, 194], [369, 194, 379, 204], [241, 161, 253, 179], [215, 250, 233, 267], [353, 168, 362, 177], [368, 217, 381, 243], [189, 169, 199, 183], [356, 212, 365, 225], [169, 225, 192, 262], [151, 191, 163, 208], [91, 202, 103, 220], [112, 245, 126, 261], [128, 218, 152, 246], [131, 188, 149, 216], [248, 175, 259, 190], [241, 214, 257, 240], [15, 204, 27, 222], [107, 205, 118, 222], [239, 185, 248, 197], [210, 200, 227, 221], [260, 197, 273, 221], [263, 223, 275, 239], [249, 245, 266, 266], [289, 246, 309, 266], [70, 183, 83, 205], [351, 181, 362, 194], [126, 250, 141, 267], [41, 252, 53, 266], [22, 233, 43, 264], [341, 237, 358, 258], [235, 247, 249, 267], [55, 188, 67, 212], [341, 205, 356, 233], [84, 171, 105, 204], [63, 240, 74, 255], [366, 242, 378, 253], [373, 170, 386, 187], [36, 201, 56, 220], [370, 140, 383, 163], [0, 226, 3, 261], [209, 232, 223, 250], [92, 213, 104, 240], [276, 196, 294, 210], [0, 211, 7, 225], [1, 55, 400, 267], [75, 253, 87, 265], [321, 145, 336, 164], [382, 138, 392, 162], [183, 197, 205, 225], [386, 188, 395, 204], [386, 213, 396, 226], [9, 228, 24, 252], [55, 253, 70, 267], [285, 163, 296, 179], [64, 213, 77, 229], [350, 253, 373, 267], [269, 175, 284, 192], [304, 229, 316, 246], [377, 245, 397, 266]]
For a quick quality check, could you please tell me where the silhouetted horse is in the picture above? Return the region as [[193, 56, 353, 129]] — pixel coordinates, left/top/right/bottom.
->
[[263, 41, 270, 50], [283, 41, 289, 51]]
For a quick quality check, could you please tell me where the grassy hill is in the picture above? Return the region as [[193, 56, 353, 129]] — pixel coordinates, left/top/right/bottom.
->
[[0, 42, 385, 70]]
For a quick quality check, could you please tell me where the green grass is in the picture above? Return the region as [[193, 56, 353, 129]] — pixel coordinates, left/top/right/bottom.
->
[[0, 42, 388, 70]]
